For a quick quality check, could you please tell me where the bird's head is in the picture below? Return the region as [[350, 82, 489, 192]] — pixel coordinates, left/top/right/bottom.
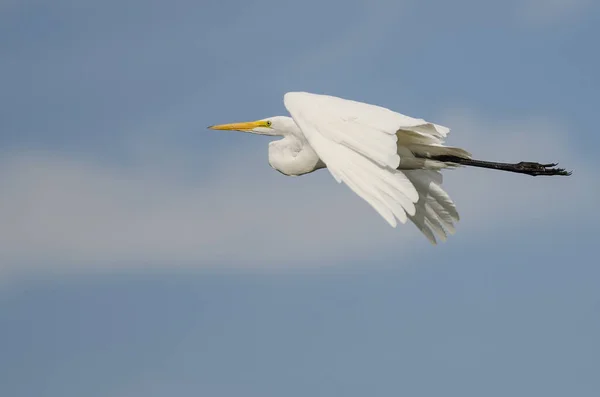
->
[[208, 116, 295, 137]]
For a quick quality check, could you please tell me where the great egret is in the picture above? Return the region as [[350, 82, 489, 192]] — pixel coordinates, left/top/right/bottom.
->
[[209, 92, 570, 244]]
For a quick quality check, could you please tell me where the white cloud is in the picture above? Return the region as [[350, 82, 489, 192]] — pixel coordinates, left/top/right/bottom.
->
[[0, 150, 408, 277], [0, 110, 596, 279], [516, 0, 592, 26]]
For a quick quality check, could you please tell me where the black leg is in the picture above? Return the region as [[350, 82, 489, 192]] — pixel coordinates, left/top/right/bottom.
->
[[430, 156, 572, 177]]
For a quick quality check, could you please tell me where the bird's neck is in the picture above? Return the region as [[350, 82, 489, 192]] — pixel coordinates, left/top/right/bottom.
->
[[274, 116, 303, 138]]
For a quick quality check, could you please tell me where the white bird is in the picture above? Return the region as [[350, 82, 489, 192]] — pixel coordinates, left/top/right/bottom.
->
[[209, 92, 570, 244]]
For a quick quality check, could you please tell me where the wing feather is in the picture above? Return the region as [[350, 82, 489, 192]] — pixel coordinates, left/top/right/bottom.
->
[[283, 92, 460, 239], [404, 170, 460, 244], [284, 92, 430, 227]]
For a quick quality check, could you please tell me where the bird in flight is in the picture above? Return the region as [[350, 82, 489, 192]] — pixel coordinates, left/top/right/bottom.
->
[[209, 92, 571, 244]]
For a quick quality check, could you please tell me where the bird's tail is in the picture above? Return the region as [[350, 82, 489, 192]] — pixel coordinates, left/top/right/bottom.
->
[[397, 143, 472, 171]]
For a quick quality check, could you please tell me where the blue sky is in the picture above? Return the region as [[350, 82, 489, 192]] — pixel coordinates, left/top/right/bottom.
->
[[1, 0, 599, 396]]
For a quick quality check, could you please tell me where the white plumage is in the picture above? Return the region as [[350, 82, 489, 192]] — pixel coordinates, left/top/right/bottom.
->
[[209, 91, 570, 244], [283, 92, 456, 235]]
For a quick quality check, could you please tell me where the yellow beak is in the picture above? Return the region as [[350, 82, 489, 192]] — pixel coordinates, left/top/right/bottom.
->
[[207, 120, 268, 131]]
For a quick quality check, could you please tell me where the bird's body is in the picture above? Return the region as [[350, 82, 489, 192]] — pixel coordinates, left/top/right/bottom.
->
[[209, 92, 570, 244]]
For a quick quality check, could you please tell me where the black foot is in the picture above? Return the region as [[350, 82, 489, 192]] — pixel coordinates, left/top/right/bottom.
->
[[515, 162, 572, 176]]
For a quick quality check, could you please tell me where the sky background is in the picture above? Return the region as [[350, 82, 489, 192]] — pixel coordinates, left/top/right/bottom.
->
[[1, 0, 599, 396]]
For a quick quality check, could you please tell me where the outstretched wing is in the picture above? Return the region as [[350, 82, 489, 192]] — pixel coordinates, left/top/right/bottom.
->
[[283, 91, 453, 230]]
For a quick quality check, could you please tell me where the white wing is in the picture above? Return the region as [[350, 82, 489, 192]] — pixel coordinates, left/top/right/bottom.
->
[[284, 91, 453, 230]]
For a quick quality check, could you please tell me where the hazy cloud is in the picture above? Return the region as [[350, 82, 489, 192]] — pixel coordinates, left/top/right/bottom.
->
[[1, 109, 595, 279]]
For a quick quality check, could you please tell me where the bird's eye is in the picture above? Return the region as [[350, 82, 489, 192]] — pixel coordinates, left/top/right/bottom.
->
[[266, 120, 272, 127]]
